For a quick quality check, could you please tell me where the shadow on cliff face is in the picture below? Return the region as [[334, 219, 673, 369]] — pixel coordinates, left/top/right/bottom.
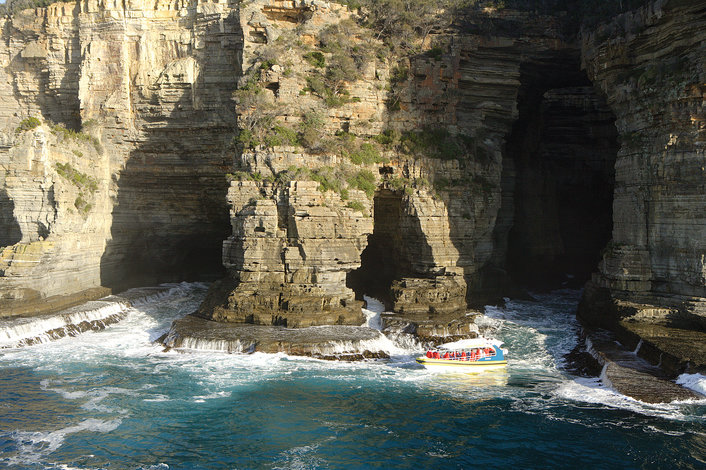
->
[[347, 188, 435, 308], [0, 188, 22, 248], [490, 54, 618, 292], [99, 12, 240, 291], [99, 93, 234, 291]]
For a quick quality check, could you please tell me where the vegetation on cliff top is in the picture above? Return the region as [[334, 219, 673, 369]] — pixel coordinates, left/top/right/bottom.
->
[[337, 0, 654, 45], [0, 0, 57, 15]]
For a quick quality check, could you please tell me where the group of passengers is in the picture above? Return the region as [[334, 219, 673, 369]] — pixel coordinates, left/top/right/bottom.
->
[[425, 347, 495, 361]]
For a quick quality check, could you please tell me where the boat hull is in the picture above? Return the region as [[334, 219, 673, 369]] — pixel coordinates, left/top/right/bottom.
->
[[416, 357, 507, 372]]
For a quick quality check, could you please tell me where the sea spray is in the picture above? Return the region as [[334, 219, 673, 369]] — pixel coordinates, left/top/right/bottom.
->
[[0, 301, 130, 348], [0, 284, 193, 349], [676, 373, 706, 396]]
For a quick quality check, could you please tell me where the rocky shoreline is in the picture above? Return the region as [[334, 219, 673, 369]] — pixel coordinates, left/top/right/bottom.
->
[[0, 0, 704, 405]]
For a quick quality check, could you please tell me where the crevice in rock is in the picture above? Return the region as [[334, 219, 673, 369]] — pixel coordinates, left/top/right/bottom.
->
[[0, 188, 22, 248], [500, 59, 618, 290]]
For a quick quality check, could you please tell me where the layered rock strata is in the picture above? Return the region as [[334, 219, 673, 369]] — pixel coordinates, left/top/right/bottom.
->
[[4, 0, 679, 355], [197, 180, 372, 327], [0, 124, 112, 315], [579, 2, 705, 324], [586, 329, 702, 403], [200, 0, 612, 328], [577, 0, 706, 380], [163, 313, 390, 359], [1, 0, 239, 315]]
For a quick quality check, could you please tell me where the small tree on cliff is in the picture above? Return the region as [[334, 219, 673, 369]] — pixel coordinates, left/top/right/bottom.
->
[[345, 0, 471, 53], [233, 79, 281, 149]]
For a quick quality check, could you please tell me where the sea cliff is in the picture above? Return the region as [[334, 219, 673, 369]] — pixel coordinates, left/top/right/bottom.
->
[[0, 0, 703, 382]]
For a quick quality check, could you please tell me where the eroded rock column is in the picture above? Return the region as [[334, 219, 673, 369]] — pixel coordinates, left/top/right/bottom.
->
[[197, 180, 372, 327]]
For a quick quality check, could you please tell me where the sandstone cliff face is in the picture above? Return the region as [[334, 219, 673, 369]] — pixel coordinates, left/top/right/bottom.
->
[[0, 124, 111, 314], [0, 0, 635, 331], [1, 0, 239, 315], [195, 0, 617, 326], [580, 0, 706, 331]]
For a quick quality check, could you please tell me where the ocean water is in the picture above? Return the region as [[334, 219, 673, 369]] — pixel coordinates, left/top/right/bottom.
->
[[0, 283, 705, 469]]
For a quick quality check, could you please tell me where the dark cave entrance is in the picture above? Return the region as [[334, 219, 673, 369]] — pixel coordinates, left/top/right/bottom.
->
[[348, 189, 411, 308], [500, 60, 618, 290]]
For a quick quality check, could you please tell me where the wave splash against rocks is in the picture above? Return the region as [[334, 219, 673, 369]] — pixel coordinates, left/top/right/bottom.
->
[[0, 286, 173, 348]]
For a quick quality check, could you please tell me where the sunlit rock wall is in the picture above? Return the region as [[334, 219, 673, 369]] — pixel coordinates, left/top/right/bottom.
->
[[0, 0, 240, 315]]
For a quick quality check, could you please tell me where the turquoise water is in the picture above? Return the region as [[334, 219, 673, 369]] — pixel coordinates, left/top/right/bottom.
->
[[1, 284, 705, 469]]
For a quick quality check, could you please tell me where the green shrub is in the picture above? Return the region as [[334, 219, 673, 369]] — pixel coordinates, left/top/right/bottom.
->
[[433, 177, 450, 192], [346, 200, 367, 213], [299, 111, 326, 149], [347, 169, 376, 197], [1, 0, 55, 15], [303, 51, 326, 68], [235, 129, 259, 149], [399, 127, 469, 160], [55, 162, 98, 193], [259, 59, 277, 70], [425, 45, 444, 61], [51, 124, 103, 154], [55, 162, 98, 216], [311, 167, 344, 194], [321, 131, 358, 155], [74, 195, 91, 213], [388, 176, 412, 192], [390, 65, 409, 85], [264, 125, 300, 148], [15, 117, 41, 134], [347, 143, 384, 165], [373, 129, 400, 148], [82, 119, 99, 130]]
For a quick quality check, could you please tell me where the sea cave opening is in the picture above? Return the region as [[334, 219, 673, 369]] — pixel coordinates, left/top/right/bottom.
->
[[347, 188, 412, 309], [501, 60, 619, 290]]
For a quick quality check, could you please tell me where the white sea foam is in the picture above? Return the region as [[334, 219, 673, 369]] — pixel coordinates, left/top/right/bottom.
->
[[0, 302, 129, 349], [273, 438, 333, 470], [0, 283, 195, 350], [676, 373, 706, 396], [2, 283, 703, 467], [193, 390, 232, 401], [7, 418, 121, 466], [362, 296, 384, 331], [554, 376, 706, 421]]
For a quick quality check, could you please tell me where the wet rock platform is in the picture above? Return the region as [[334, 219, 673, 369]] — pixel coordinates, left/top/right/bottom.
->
[[586, 329, 703, 403], [617, 322, 706, 377], [162, 314, 391, 360]]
